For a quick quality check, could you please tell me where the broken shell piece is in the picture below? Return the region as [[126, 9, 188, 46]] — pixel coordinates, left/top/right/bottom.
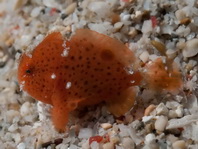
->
[[166, 134, 179, 144], [168, 110, 178, 119], [128, 27, 138, 38], [14, 0, 27, 10], [172, 140, 186, 149], [5, 38, 14, 46], [179, 18, 191, 26], [155, 116, 168, 132], [144, 104, 156, 116], [65, 3, 77, 15], [103, 142, 114, 149], [122, 137, 135, 149], [139, 51, 149, 63], [142, 20, 152, 34], [156, 103, 169, 116], [101, 123, 112, 130], [114, 22, 124, 31], [151, 40, 166, 56], [166, 114, 198, 129], [166, 49, 177, 60], [175, 105, 184, 118], [175, 9, 186, 20], [183, 38, 198, 57]]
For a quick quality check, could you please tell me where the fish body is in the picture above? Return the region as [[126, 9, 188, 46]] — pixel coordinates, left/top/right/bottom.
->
[[18, 29, 183, 131], [18, 29, 142, 131]]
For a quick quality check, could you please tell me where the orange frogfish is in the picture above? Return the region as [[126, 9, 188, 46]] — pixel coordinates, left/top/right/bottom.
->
[[17, 29, 182, 131]]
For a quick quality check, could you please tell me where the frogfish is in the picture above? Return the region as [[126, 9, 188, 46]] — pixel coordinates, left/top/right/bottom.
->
[[17, 29, 182, 131]]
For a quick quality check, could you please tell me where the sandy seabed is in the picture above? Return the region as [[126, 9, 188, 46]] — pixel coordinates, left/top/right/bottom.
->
[[0, 0, 198, 149]]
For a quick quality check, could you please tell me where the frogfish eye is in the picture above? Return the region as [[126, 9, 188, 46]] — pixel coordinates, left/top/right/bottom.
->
[[25, 69, 31, 74]]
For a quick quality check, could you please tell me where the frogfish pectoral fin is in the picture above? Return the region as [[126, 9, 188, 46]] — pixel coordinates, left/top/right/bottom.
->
[[52, 103, 70, 132], [51, 94, 84, 132], [106, 87, 137, 117]]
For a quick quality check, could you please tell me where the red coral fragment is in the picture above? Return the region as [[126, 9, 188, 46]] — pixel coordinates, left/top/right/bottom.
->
[[151, 16, 157, 28], [89, 134, 110, 145], [50, 8, 57, 16], [89, 136, 103, 145]]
